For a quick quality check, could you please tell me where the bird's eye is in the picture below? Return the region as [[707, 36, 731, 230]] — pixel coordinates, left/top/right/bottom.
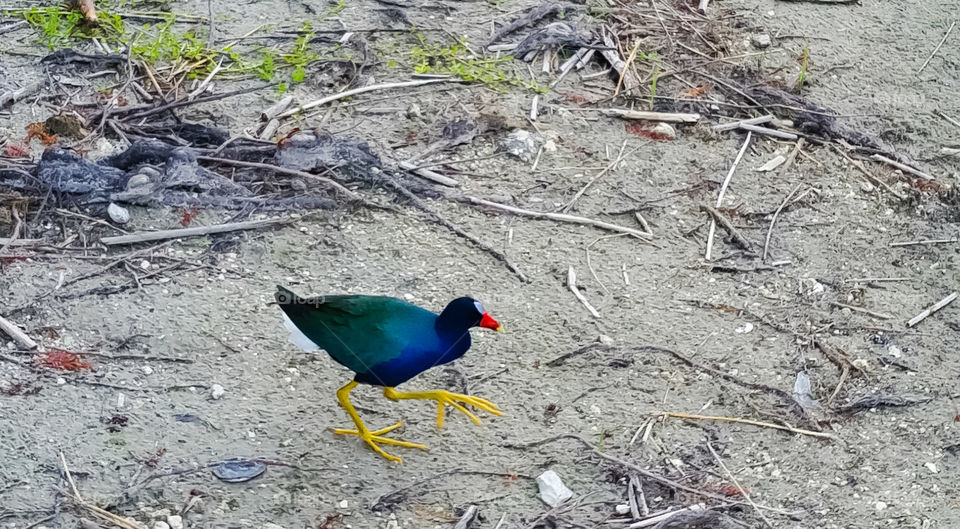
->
[[473, 300, 485, 314]]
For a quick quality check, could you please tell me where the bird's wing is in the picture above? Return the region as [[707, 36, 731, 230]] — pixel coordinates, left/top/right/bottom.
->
[[277, 290, 436, 374]]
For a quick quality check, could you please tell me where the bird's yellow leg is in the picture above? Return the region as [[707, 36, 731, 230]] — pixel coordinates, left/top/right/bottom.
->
[[382, 386, 502, 428], [332, 381, 428, 463]]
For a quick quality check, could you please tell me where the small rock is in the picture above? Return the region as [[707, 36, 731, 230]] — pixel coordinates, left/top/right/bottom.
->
[[125, 173, 153, 191], [887, 345, 902, 358], [598, 334, 614, 345], [924, 462, 939, 473], [860, 181, 876, 193], [875, 501, 887, 511], [650, 122, 676, 140], [735, 322, 754, 334], [153, 523, 170, 529], [210, 384, 225, 400], [142, 366, 154, 375], [166, 515, 183, 529], [751, 34, 771, 48], [615, 504, 631, 515], [405, 103, 422, 119], [338, 499, 349, 509], [261, 524, 286, 529], [543, 139, 557, 153], [536, 470, 573, 507], [500, 129, 540, 162], [107, 203, 131, 224]]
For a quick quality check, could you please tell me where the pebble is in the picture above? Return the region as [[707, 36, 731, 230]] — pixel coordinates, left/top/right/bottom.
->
[[860, 181, 876, 193], [650, 122, 677, 140], [262, 524, 286, 529], [500, 129, 540, 162], [142, 366, 154, 375], [153, 523, 170, 529], [875, 501, 887, 511], [107, 203, 131, 224], [924, 462, 939, 473], [210, 384, 225, 400], [339, 499, 349, 509], [751, 34, 772, 48], [536, 470, 573, 507], [598, 334, 614, 345], [167, 515, 183, 529], [615, 504, 631, 515]]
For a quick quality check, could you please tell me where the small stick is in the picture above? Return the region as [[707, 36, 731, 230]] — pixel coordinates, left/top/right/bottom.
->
[[846, 277, 911, 283], [599, 109, 700, 123], [937, 110, 960, 129], [762, 183, 803, 262], [697, 0, 709, 12], [738, 123, 798, 140], [100, 218, 289, 246], [830, 302, 894, 320], [870, 154, 933, 181], [706, 443, 774, 528], [890, 238, 958, 247], [627, 475, 641, 519], [464, 197, 653, 239], [454, 505, 478, 529], [712, 114, 774, 132], [0, 206, 23, 256], [663, 412, 836, 439], [830, 145, 906, 200], [568, 266, 600, 318], [917, 20, 956, 74], [906, 291, 958, 328], [706, 131, 751, 260], [259, 118, 280, 140], [530, 94, 539, 121], [277, 78, 454, 119], [398, 161, 460, 187], [560, 140, 633, 213], [0, 314, 38, 349], [627, 505, 706, 529], [260, 95, 294, 121], [701, 205, 753, 252], [196, 156, 361, 199]]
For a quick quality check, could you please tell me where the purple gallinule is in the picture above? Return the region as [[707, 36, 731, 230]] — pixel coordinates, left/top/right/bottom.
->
[[276, 286, 503, 462]]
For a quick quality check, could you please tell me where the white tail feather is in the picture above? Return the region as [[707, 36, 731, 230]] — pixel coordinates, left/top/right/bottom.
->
[[282, 312, 320, 351]]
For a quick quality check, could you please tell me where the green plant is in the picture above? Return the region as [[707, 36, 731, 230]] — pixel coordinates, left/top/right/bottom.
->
[[21, 7, 84, 49], [326, 0, 347, 17], [648, 62, 660, 110], [283, 22, 319, 84], [796, 45, 809, 93], [411, 35, 546, 93]]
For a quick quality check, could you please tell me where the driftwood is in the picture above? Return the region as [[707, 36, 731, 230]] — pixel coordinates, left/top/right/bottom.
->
[[100, 218, 290, 245]]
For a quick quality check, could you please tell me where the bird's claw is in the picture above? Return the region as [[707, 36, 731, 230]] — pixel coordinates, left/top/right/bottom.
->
[[430, 390, 502, 428], [333, 421, 429, 463]]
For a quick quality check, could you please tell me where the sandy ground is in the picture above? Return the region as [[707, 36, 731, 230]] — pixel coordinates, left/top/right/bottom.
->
[[2, 0, 959, 528]]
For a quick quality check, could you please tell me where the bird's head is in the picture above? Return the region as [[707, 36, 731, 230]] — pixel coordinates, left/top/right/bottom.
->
[[438, 297, 503, 333]]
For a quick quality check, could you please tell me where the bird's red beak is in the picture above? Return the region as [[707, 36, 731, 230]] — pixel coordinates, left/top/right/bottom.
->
[[479, 312, 503, 332]]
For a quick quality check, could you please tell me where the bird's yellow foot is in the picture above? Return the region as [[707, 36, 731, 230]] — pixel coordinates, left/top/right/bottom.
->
[[383, 387, 502, 428], [333, 421, 428, 463]]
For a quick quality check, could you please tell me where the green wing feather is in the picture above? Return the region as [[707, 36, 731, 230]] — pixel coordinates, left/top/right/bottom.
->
[[276, 286, 435, 374]]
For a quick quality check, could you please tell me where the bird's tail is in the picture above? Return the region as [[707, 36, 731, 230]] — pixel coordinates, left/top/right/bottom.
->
[[275, 285, 301, 306]]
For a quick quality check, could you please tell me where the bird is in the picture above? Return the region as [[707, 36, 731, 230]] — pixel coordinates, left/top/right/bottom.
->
[[275, 285, 503, 462]]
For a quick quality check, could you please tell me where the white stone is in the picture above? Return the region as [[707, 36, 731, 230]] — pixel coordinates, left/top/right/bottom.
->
[[153, 523, 170, 529], [338, 499, 349, 509], [924, 462, 939, 473], [210, 384, 225, 400], [166, 515, 183, 529], [142, 366, 154, 375], [650, 122, 676, 140], [615, 504, 631, 515], [751, 34, 772, 48], [108, 203, 131, 224], [875, 501, 887, 511], [262, 524, 286, 529], [536, 470, 573, 507]]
